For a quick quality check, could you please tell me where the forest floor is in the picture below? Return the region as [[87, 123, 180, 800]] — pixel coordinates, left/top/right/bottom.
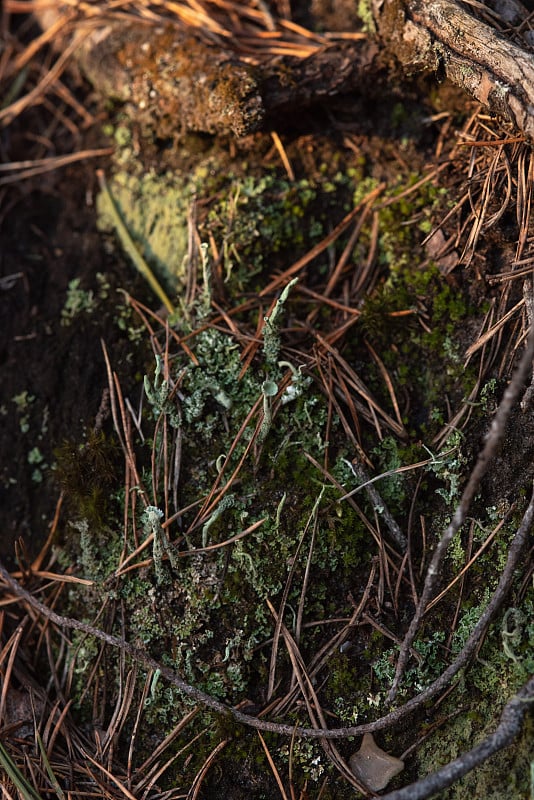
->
[[0, 2, 533, 799]]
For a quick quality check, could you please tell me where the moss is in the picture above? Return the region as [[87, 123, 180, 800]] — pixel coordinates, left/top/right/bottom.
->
[[54, 431, 119, 529], [54, 306, 376, 787], [414, 635, 533, 799], [54, 113, 529, 796], [97, 123, 361, 301], [203, 171, 356, 293]]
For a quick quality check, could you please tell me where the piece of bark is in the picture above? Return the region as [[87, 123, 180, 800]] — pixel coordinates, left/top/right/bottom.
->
[[373, 0, 534, 138], [36, 15, 381, 137], [76, 24, 265, 137]]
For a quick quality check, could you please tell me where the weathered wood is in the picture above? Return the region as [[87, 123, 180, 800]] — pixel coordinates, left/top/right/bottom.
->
[[374, 0, 534, 138], [34, 1, 534, 139], [73, 21, 380, 137]]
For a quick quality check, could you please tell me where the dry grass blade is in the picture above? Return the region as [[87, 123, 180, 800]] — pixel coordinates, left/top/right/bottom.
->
[[344, 457, 406, 551], [267, 600, 367, 792], [0, 27, 90, 127], [461, 145, 512, 265], [0, 619, 27, 726], [266, 598, 321, 726], [185, 394, 263, 533], [365, 339, 404, 431], [132, 706, 200, 790], [187, 738, 230, 800], [259, 196, 381, 297], [78, 746, 139, 800], [271, 131, 294, 181], [101, 339, 149, 504], [0, 148, 113, 185], [270, 563, 377, 720], [267, 488, 324, 701], [304, 182, 385, 323], [465, 297, 524, 358], [315, 331, 407, 438], [426, 512, 510, 612]]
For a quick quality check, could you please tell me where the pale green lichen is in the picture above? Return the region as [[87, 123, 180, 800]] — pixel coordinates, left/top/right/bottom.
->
[[96, 168, 194, 291], [262, 277, 298, 366], [357, 0, 377, 33]]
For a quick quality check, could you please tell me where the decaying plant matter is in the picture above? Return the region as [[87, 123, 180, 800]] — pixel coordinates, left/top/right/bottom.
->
[[1, 2, 534, 799], [23, 0, 534, 139]]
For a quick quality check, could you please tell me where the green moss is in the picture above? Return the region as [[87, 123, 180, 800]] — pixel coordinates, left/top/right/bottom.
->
[[414, 603, 534, 799], [56, 122, 527, 796], [54, 431, 119, 529], [203, 171, 355, 292]]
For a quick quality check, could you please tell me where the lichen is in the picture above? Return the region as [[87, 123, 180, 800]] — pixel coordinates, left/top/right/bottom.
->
[[96, 168, 194, 291]]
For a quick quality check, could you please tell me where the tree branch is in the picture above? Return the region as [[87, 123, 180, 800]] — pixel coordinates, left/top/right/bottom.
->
[[375, 0, 534, 138]]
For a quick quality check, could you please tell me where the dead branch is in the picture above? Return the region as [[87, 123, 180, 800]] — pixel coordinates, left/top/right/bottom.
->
[[77, 24, 381, 137], [374, 0, 534, 139], [25, 1, 534, 138]]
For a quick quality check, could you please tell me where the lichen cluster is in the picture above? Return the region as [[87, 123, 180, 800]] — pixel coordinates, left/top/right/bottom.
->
[[53, 117, 533, 796]]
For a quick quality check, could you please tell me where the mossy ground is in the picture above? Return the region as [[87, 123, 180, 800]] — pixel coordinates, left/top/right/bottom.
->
[[2, 6, 533, 798], [38, 104, 531, 797]]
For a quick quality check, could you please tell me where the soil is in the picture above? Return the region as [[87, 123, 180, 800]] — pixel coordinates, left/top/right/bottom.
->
[[1, 3, 533, 799], [0, 129, 144, 562]]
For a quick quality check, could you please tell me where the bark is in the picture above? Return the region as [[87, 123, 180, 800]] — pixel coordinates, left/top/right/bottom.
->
[[73, 22, 381, 137], [374, 0, 534, 138], [34, 1, 534, 138]]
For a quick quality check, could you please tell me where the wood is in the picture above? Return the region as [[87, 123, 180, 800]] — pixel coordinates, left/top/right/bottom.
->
[[73, 22, 380, 136], [374, 0, 534, 138], [34, 1, 534, 138]]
